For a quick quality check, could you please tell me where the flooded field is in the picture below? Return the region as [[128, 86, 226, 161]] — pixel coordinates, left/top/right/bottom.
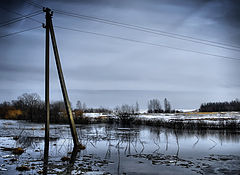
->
[[0, 119, 239, 175]]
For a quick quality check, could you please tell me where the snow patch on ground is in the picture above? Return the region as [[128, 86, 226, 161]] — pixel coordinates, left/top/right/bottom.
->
[[83, 113, 103, 118], [138, 112, 240, 122], [82, 112, 240, 124]]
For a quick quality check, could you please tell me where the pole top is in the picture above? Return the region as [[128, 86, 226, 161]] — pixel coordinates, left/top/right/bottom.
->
[[43, 7, 53, 16]]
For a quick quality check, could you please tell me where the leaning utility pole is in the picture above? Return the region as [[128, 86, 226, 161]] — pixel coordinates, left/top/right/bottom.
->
[[43, 8, 80, 166]]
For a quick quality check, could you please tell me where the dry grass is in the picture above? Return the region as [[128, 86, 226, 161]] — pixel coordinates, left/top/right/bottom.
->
[[2, 147, 24, 155], [12, 147, 24, 155], [184, 112, 219, 115], [5, 109, 22, 120]]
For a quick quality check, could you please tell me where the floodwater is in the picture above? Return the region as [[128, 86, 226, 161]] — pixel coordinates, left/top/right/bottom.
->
[[0, 119, 239, 175]]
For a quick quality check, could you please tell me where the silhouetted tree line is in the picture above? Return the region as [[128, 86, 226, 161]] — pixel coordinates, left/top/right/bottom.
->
[[76, 100, 111, 113], [0, 93, 113, 123], [114, 102, 140, 122], [0, 93, 65, 122], [0, 95, 176, 124], [199, 99, 240, 112], [148, 98, 176, 113], [5, 93, 240, 124], [84, 108, 112, 113], [0, 93, 45, 122]]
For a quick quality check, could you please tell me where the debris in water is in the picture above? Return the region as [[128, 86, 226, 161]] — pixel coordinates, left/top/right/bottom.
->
[[2, 147, 24, 155], [79, 143, 86, 150], [13, 136, 19, 140], [16, 165, 30, 171], [0, 167, 7, 171], [10, 158, 18, 162], [12, 147, 24, 155], [2, 155, 14, 158], [61, 156, 70, 162], [2, 147, 13, 151]]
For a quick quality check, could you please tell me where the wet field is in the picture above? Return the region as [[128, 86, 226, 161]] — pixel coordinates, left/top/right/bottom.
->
[[0, 119, 239, 175]]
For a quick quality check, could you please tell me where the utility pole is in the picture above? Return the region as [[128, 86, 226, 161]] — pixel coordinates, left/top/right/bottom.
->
[[48, 10, 80, 147], [43, 8, 80, 171], [43, 7, 51, 174]]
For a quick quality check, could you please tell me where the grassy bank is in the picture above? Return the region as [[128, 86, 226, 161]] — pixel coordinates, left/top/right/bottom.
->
[[1, 111, 239, 130], [79, 112, 240, 130]]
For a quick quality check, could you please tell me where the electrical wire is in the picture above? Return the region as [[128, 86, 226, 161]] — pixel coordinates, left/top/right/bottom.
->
[[54, 9, 240, 52], [23, 0, 43, 9], [23, 2, 240, 51], [0, 11, 42, 28], [0, 7, 42, 24], [0, 26, 41, 39], [5, 1, 239, 61], [0, 10, 41, 25], [54, 25, 240, 61]]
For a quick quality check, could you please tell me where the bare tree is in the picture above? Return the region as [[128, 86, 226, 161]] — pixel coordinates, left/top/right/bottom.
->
[[164, 98, 171, 113], [17, 93, 41, 108], [115, 104, 135, 122], [82, 103, 87, 112], [148, 99, 162, 113], [50, 101, 66, 123], [76, 100, 82, 110], [135, 101, 139, 114], [16, 93, 42, 121]]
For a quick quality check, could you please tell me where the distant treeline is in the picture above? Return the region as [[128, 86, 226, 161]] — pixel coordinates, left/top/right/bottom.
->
[[199, 100, 240, 112], [1, 92, 240, 124], [147, 98, 176, 113], [0, 93, 177, 123], [0, 93, 111, 123], [0, 93, 45, 122]]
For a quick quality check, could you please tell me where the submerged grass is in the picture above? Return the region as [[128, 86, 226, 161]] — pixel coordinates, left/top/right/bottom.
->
[[131, 117, 240, 130], [16, 165, 30, 171]]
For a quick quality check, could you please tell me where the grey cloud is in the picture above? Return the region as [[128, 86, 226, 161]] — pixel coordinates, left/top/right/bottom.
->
[[0, 0, 239, 108]]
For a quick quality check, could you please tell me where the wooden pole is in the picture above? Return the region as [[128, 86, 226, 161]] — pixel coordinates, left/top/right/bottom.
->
[[43, 7, 51, 174], [48, 13, 80, 147]]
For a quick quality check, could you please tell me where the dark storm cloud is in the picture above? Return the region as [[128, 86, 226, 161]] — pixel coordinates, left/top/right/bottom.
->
[[0, 0, 29, 22], [220, 1, 240, 28], [0, 0, 239, 108]]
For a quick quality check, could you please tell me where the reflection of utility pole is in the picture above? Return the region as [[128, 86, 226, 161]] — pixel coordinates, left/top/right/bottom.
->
[[174, 130, 179, 165], [165, 131, 168, 151], [117, 143, 120, 175], [43, 8, 80, 173]]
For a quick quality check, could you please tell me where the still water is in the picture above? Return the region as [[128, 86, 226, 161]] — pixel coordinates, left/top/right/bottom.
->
[[0, 119, 239, 174]]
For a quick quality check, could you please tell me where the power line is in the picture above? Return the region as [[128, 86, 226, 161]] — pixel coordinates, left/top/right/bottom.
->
[[0, 11, 42, 28], [22, 3, 240, 51], [0, 9, 41, 25], [54, 25, 240, 61], [22, 4, 240, 51], [23, 0, 43, 9], [0, 7, 42, 24], [0, 26, 41, 39], [54, 9, 240, 52], [10, 4, 239, 59]]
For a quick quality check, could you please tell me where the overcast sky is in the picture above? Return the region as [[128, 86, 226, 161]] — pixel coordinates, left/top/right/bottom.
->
[[0, 0, 240, 109]]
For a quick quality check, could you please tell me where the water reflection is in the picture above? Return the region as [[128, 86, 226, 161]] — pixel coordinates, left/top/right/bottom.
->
[[43, 144, 80, 174], [0, 120, 239, 175], [64, 146, 80, 174]]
